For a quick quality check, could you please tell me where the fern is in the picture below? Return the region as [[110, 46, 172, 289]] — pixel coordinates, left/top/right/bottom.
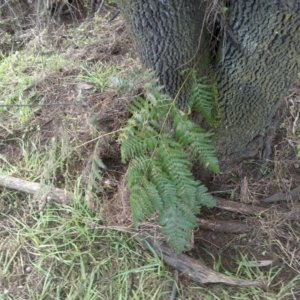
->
[[83, 139, 106, 201], [172, 110, 219, 173], [188, 79, 217, 126], [117, 76, 219, 253]]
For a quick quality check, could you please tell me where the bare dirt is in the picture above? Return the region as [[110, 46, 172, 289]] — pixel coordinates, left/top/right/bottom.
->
[[1, 3, 300, 298]]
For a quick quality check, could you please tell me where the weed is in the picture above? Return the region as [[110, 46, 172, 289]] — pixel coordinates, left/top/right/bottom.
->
[[79, 62, 119, 92]]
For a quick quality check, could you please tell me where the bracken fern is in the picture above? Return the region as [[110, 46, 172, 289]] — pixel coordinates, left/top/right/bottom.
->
[[118, 75, 219, 253]]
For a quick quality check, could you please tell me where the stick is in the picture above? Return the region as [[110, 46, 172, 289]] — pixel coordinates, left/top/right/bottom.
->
[[96, 0, 105, 14], [137, 234, 262, 287], [214, 196, 266, 215], [197, 218, 252, 233], [0, 175, 72, 205], [260, 186, 300, 203], [170, 270, 178, 300]]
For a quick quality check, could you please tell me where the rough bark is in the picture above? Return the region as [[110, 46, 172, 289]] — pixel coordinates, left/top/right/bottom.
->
[[217, 0, 300, 162], [118, 0, 300, 161], [118, 0, 210, 106]]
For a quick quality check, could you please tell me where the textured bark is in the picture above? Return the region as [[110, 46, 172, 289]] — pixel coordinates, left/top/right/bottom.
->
[[217, 1, 300, 160], [118, 0, 300, 161], [118, 0, 210, 106]]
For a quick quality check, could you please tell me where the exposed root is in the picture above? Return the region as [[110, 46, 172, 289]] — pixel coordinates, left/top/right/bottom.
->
[[136, 233, 262, 287], [2, 175, 299, 286]]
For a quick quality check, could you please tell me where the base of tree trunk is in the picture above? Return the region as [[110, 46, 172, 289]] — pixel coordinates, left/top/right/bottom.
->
[[219, 104, 283, 169]]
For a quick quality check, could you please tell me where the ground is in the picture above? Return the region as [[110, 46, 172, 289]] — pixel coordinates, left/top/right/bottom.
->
[[0, 2, 300, 299]]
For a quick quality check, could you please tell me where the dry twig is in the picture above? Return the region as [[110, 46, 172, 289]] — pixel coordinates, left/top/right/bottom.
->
[[261, 186, 300, 203], [0, 175, 72, 205]]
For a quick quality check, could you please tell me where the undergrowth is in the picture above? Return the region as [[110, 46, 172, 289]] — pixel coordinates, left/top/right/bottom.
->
[[0, 3, 299, 298], [117, 73, 219, 253]]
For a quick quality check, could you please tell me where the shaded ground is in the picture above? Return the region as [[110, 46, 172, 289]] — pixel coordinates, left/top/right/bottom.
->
[[0, 2, 300, 299]]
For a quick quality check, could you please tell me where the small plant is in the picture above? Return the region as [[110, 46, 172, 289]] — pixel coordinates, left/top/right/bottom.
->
[[118, 75, 219, 253], [79, 62, 119, 92]]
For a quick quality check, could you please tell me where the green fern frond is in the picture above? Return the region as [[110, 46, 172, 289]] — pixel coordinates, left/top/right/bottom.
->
[[173, 111, 219, 173], [86, 140, 106, 193], [142, 178, 164, 213], [159, 204, 197, 253], [127, 158, 163, 225], [196, 184, 216, 208], [129, 185, 146, 226], [157, 143, 197, 201], [127, 155, 151, 183], [117, 74, 219, 253], [151, 162, 179, 206], [188, 80, 216, 125], [120, 130, 160, 163]]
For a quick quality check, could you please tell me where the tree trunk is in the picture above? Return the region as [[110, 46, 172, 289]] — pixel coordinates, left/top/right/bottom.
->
[[118, 0, 300, 164], [216, 1, 300, 163], [118, 0, 211, 106]]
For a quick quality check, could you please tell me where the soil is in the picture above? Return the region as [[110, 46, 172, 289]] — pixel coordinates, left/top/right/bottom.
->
[[1, 2, 300, 298]]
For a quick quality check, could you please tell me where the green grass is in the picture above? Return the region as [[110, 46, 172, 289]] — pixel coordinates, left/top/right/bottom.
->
[[0, 50, 69, 133], [0, 15, 174, 299], [78, 61, 120, 92], [1, 199, 173, 299]]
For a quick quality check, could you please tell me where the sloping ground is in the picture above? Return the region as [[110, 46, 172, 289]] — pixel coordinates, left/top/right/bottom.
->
[[0, 3, 300, 299]]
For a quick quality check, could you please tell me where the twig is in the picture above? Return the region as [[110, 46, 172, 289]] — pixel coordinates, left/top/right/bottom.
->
[[197, 218, 252, 233], [108, 11, 120, 23], [0, 175, 72, 205], [136, 233, 262, 287], [261, 186, 300, 203], [96, 0, 105, 14], [170, 270, 178, 300]]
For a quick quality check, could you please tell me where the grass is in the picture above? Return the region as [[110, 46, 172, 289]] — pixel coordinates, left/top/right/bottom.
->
[[1, 201, 173, 299], [0, 50, 69, 133], [0, 7, 174, 298], [79, 62, 120, 92], [0, 1, 300, 299]]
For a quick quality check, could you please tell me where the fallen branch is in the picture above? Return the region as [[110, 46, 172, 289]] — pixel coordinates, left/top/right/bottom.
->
[[0, 175, 72, 205], [260, 186, 300, 203], [137, 234, 262, 287], [197, 218, 252, 233], [214, 196, 266, 215]]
